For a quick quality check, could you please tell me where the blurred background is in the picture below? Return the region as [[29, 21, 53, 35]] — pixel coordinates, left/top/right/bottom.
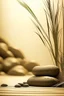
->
[[0, 0, 63, 66]]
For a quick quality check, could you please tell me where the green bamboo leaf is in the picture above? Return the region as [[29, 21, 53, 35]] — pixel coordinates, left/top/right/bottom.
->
[[57, 28, 62, 36], [44, 11, 54, 58], [55, 0, 59, 23], [35, 30, 56, 64], [48, 0, 53, 23], [31, 19, 50, 46], [44, 10, 50, 38], [17, 0, 37, 21], [35, 32, 46, 46], [43, 8, 53, 35], [17, 0, 50, 43], [17, 0, 55, 59], [44, 0, 60, 66], [33, 21, 55, 63], [35, 32, 54, 58]]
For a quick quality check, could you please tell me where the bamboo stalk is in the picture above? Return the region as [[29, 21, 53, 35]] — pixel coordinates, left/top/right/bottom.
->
[[62, 0, 64, 73], [62, 1, 64, 64]]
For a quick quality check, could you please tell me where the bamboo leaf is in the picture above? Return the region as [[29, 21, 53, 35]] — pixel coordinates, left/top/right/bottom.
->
[[17, 0, 50, 43], [44, 10, 50, 38], [35, 32, 46, 46], [17, 0, 37, 21], [57, 28, 62, 36], [31, 19, 50, 46], [55, 0, 59, 23]]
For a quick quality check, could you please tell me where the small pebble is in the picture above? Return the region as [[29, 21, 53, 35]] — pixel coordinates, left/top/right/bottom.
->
[[14, 84, 21, 88], [23, 82, 27, 84], [18, 83, 23, 86], [23, 83, 29, 87], [1, 84, 8, 87]]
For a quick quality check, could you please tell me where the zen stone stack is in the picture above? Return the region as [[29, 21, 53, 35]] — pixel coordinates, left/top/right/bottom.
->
[[27, 65, 60, 87], [0, 38, 60, 87]]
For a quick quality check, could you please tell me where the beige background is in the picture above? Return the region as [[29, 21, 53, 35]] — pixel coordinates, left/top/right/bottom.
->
[[0, 0, 63, 66]]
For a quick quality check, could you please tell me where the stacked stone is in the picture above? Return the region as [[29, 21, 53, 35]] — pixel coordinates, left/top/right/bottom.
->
[[27, 65, 60, 87], [0, 38, 39, 76]]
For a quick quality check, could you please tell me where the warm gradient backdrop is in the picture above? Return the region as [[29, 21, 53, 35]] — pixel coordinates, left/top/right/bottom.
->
[[0, 0, 62, 66]]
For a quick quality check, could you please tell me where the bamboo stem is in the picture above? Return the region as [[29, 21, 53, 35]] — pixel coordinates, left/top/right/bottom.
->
[[61, 0, 64, 73]]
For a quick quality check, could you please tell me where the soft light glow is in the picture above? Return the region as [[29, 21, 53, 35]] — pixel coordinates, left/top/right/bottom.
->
[[0, 0, 61, 65]]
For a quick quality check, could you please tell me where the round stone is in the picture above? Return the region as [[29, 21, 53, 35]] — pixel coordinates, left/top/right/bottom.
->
[[18, 83, 23, 86], [23, 83, 29, 87], [0, 71, 6, 75], [32, 65, 59, 77], [1, 84, 8, 87], [27, 72, 33, 75], [8, 46, 25, 59], [0, 43, 8, 58], [27, 76, 59, 87], [7, 65, 28, 76], [15, 84, 21, 88], [17, 58, 25, 66], [0, 43, 14, 58], [6, 51, 14, 57], [0, 43, 8, 51], [3, 57, 20, 72]]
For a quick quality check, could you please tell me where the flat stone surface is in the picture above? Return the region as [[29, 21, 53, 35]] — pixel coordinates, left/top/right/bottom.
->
[[32, 65, 59, 77], [27, 76, 59, 87]]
